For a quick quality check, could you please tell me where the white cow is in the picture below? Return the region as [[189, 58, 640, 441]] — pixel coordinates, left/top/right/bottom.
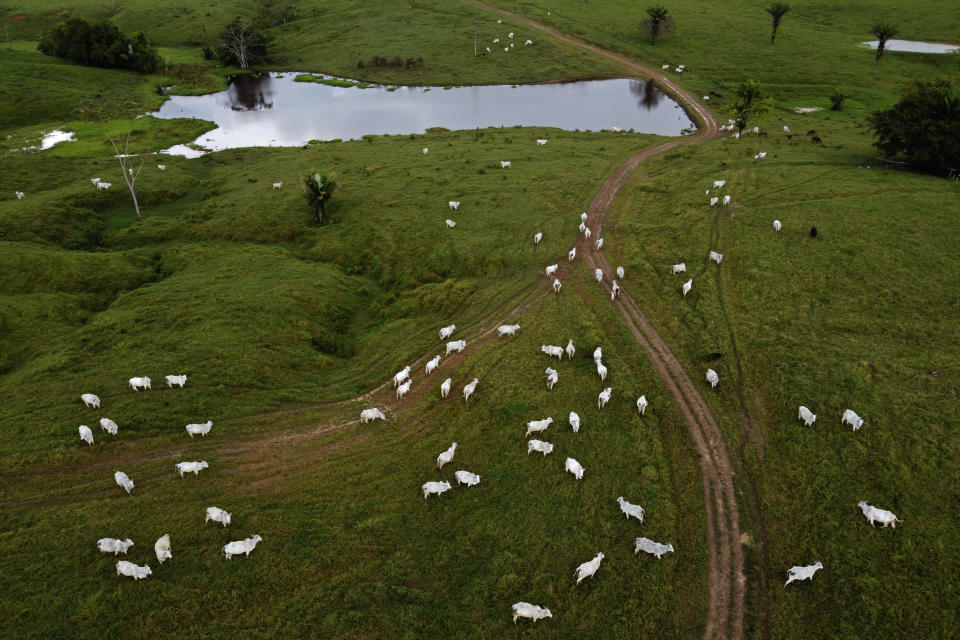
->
[[222, 535, 262, 559], [396, 380, 412, 399], [784, 125, 790, 133], [360, 408, 386, 423], [755, 152, 767, 160], [129, 376, 151, 391], [534, 232, 543, 244], [512, 602, 552, 624], [565, 339, 576, 360], [425, 354, 441, 375], [463, 378, 479, 402], [672, 262, 687, 275], [96, 181, 112, 190], [15, 191, 24, 200], [422, 480, 451, 499], [155, 534, 172, 564], [635, 537, 675, 559], [97, 537, 134, 555], [440, 378, 452, 398], [448, 201, 460, 210], [527, 439, 554, 456], [584, 227, 592, 240], [525, 417, 553, 438], [437, 442, 457, 470], [99, 417, 118, 435], [439, 324, 456, 340], [545, 367, 559, 390], [785, 561, 823, 586], [773, 219, 782, 231], [205, 506, 231, 527], [445, 219, 456, 228], [709, 251, 723, 264], [595, 268, 603, 283], [79, 425, 94, 445], [272, 181, 282, 189], [536, 138, 547, 145], [157, 164, 166, 171], [617, 496, 646, 522], [91, 178, 101, 185], [497, 324, 520, 337], [574, 552, 605, 584], [713, 180, 726, 188], [610, 281, 620, 299], [525, 39, 534, 45], [81, 393, 100, 409], [116, 560, 151, 580], [114, 471, 134, 494], [186, 420, 213, 437], [393, 366, 412, 387], [545, 263, 559, 277], [568, 247, 576, 261], [446, 339, 466, 355], [596, 360, 608, 381], [706, 369, 719, 388], [637, 395, 648, 416], [710, 196, 719, 207], [176, 461, 209, 477], [541, 345, 564, 360], [596, 238, 604, 250], [569, 411, 581, 433], [842, 409, 864, 431], [553, 278, 562, 294], [617, 266, 625, 279], [165, 374, 187, 388], [858, 501, 902, 528], [455, 470, 481, 487], [500, 161, 511, 168], [565, 457, 585, 480], [798, 406, 817, 426], [682, 279, 693, 298], [423, 147, 429, 154], [598, 387, 612, 409], [722, 195, 731, 206]]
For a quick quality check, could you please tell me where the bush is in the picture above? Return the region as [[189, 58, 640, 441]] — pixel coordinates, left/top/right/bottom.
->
[[37, 17, 161, 73], [830, 89, 846, 111]]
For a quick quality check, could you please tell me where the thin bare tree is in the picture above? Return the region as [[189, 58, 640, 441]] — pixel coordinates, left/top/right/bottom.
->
[[106, 125, 145, 219]]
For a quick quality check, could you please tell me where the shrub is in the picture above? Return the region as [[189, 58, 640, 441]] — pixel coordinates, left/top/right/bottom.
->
[[38, 17, 161, 73], [830, 89, 846, 111]]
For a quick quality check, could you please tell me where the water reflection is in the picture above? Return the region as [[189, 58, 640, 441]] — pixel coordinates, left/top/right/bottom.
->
[[223, 73, 275, 111], [630, 79, 663, 111]]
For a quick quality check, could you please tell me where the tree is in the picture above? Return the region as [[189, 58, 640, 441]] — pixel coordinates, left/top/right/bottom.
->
[[37, 17, 160, 72], [730, 80, 770, 135], [641, 6, 674, 46], [765, 3, 790, 44], [869, 77, 960, 175], [106, 123, 146, 219], [872, 22, 898, 63], [216, 17, 269, 69], [301, 171, 339, 223], [829, 89, 846, 110]]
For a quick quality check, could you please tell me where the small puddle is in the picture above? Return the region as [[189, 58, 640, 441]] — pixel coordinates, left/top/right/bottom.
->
[[40, 130, 76, 150], [862, 39, 959, 54]]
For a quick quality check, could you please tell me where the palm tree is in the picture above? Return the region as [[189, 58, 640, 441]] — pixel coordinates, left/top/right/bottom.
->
[[765, 3, 791, 44], [872, 22, 898, 62], [731, 80, 770, 135], [301, 171, 339, 223], [643, 6, 674, 45]]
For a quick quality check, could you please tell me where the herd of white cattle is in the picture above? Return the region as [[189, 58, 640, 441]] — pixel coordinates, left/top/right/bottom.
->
[[78, 374, 259, 581]]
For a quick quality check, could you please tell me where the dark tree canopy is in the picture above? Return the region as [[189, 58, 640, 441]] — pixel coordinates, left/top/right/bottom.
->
[[302, 171, 339, 224], [216, 18, 270, 69], [38, 17, 161, 73], [872, 22, 898, 62], [765, 3, 791, 44], [870, 78, 960, 175], [730, 80, 770, 134], [641, 6, 675, 46]]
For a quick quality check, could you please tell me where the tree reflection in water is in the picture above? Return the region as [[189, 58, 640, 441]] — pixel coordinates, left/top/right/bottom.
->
[[630, 79, 663, 111], [226, 73, 275, 111]]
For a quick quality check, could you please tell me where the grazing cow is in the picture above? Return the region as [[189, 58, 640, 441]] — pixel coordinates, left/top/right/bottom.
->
[[755, 152, 767, 160], [842, 409, 864, 431], [710, 196, 719, 207], [445, 219, 456, 228], [272, 182, 282, 190], [713, 180, 726, 189], [446, 339, 466, 355], [155, 534, 172, 564], [637, 395, 648, 415], [553, 278, 562, 294], [534, 232, 543, 244], [129, 376, 151, 391], [512, 602, 552, 624], [360, 408, 386, 423], [635, 537, 675, 559], [97, 537, 134, 555], [798, 406, 817, 426], [598, 387, 612, 409], [463, 378, 479, 402], [709, 251, 723, 264], [99, 418, 119, 435], [773, 219, 782, 231], [545, 367, 559, 390], [422, 480, 451, 499], [396, 380, 412, 399], [565, 339, 575, 360], [706, 369, 719, 388], [423, 147, 429, 154], [437, 443, 457, 471], [222, 535, 262, 560], [497, 324, 520, 337], [15, 191, 24, 200], [858, 501, 902, 528], [157, 164, 166, 171], [617, 266, 625, 279], [569, 411, 581, 433], [785, 561, 823, 586], [682, 279, 693, 297], [165, 374, 187, 388], [536, 139, 547, 145], [80, 393, 100, 409], [455, 470, 480, 487], [205, 506, 231, 527], [594, 268, 604, 283], [527, 439, 554, 456], [448, 201, 460, 210], [574, 552, 605, 584], [116, 560, 151, 580], [617, 496, 645, 522], [186, 420, 213, 437], [593, 347, 602, 361], [545, 263, 559, 277], [176, 461, 209, 478], [500, 161, 511, 168], [114, 471, 134, 494], [79, 425, 94, 445], [96, 181, 112, 190], [565, 457, 585, 480], [525, 417, 553, 438], [672, 262, 686, 275], [440, 378, 452, 398], [425, 354, 441, 375], [541, 345, 564, 360], [596, 360, 608, 382], [393, 366, 412, 387], [722, 195, 731, 206], [596, 238, 604, 250]]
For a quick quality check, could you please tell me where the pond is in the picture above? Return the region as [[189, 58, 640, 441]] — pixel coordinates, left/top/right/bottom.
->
[[863, 39, 959, 54], [151, 72, 695, 156]]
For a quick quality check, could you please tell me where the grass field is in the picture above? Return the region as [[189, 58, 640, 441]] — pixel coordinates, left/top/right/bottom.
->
[[1, 0, 959, 638]]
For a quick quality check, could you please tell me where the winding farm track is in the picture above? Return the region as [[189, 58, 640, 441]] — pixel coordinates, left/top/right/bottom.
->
[[6, 7, 750, 639]]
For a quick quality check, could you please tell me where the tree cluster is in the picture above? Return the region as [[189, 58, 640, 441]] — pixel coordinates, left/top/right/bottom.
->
[[38, 17, 161, 73]]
